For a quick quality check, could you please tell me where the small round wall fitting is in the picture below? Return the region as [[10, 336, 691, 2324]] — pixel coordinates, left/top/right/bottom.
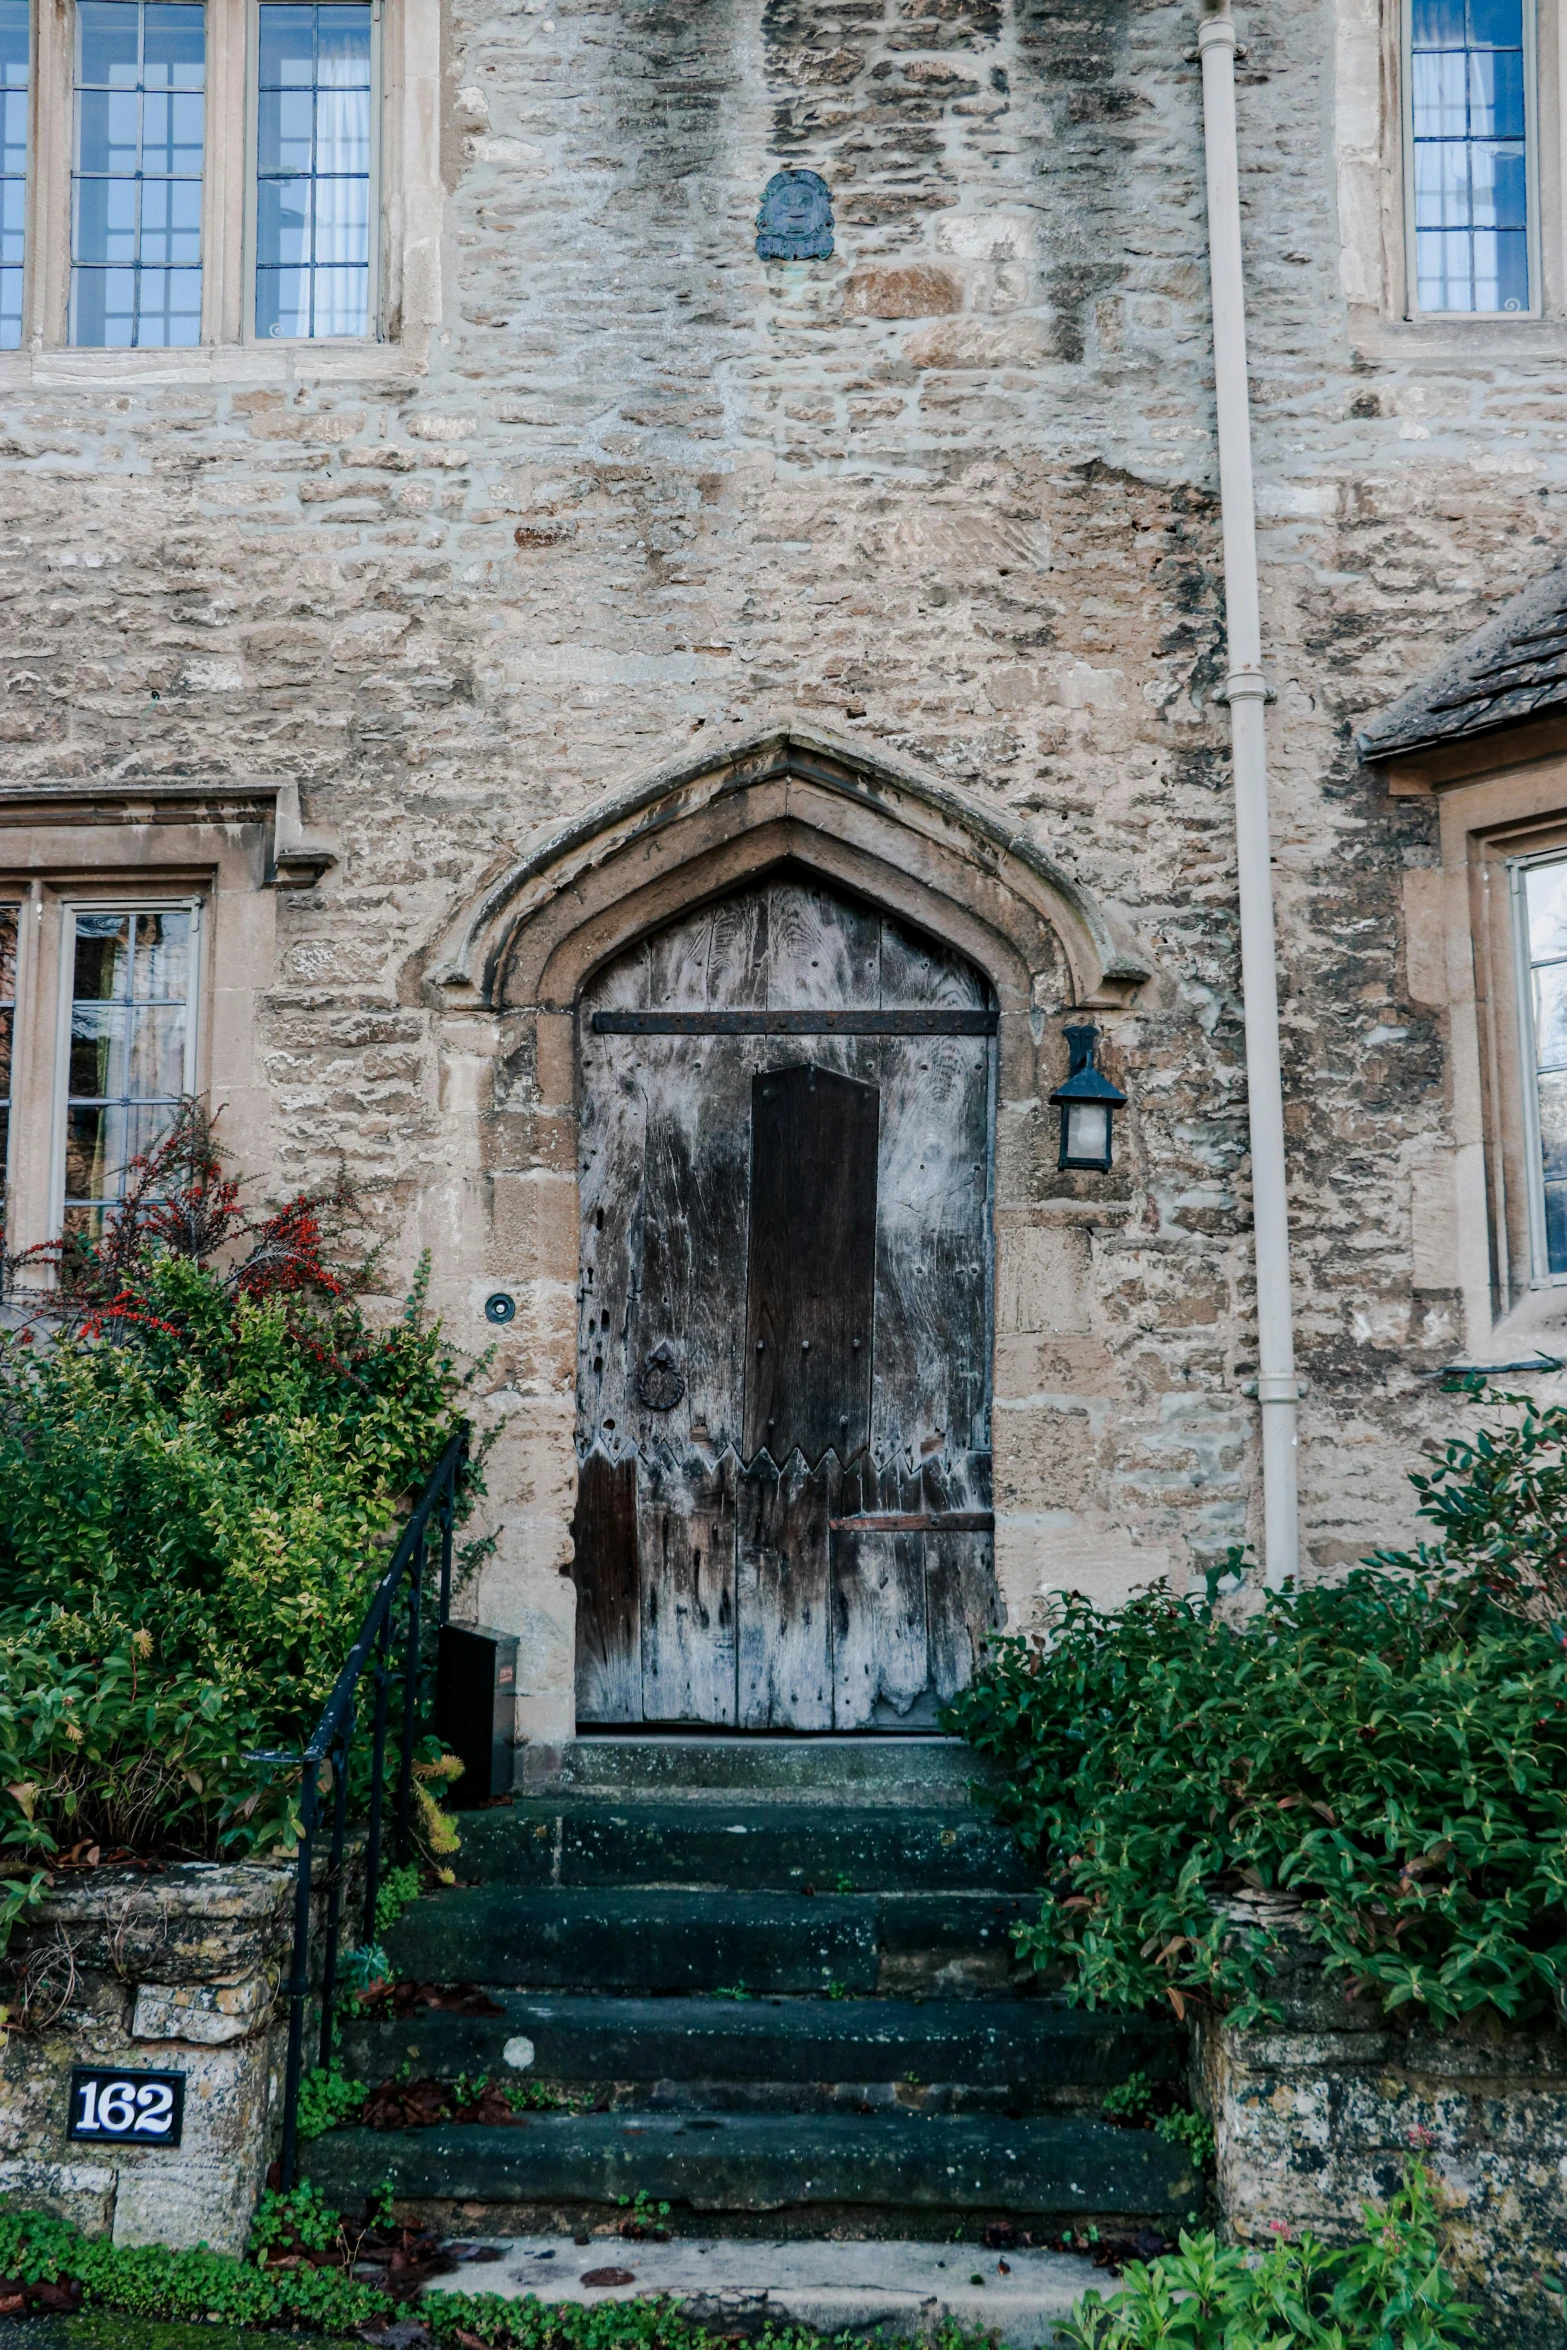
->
[[484, 1292, 517, 1325]]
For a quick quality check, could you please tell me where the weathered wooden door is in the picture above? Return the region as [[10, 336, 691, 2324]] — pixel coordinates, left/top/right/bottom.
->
[[571, 874, 999, 1730]]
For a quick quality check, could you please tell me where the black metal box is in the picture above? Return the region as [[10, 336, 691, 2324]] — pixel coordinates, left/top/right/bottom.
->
[[436, 1624, 518, 1805]]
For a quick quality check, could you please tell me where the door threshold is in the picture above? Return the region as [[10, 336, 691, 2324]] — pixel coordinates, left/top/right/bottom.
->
[[574, 1726, 965, 1742]]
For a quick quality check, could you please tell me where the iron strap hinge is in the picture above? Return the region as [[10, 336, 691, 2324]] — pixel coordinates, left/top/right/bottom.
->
[[590, 1009, 998, 1036]]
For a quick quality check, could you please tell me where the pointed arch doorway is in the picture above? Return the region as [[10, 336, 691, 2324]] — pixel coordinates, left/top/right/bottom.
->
[[571, 869, 1000, 1731]]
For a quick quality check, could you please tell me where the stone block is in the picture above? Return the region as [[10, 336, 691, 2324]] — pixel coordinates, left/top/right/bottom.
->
[[996, 1225, 1094, 1336], [489, 1169, 578, 1281], [1198, 1954, 1567, 2350], [0, 2157, 116, 2234], [131, 1974, 273, 2046], [0, 1863, 320, 2255], [841, 266, 963, 320]]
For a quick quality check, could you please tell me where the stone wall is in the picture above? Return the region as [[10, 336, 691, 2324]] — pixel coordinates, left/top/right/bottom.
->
[[1195, 1938, 1567, 2350], [0, 1865, 298, 2256], [3, 0, 1566, 1736]]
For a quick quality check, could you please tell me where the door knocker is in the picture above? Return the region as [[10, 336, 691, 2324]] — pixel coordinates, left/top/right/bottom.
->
[[637, 1344, 685, 1412]]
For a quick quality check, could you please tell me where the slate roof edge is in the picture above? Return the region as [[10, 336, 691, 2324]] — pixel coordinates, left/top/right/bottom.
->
[[1356, 557, 1567, 762]]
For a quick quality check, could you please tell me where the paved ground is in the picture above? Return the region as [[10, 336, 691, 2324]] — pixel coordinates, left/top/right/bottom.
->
[[427, 2231, 1101, 2345]]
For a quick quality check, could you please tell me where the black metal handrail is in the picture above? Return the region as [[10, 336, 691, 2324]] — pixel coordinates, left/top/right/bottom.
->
[[267, 1421, 470, 2191]]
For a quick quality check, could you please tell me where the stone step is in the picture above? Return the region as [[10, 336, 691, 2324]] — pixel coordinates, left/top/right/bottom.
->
[[337, 1991, 1182, 2107], [458, 1799, 1032, 1893], [516, 1734, 995, 1806], [382, 1886, 1032, 1997], [423, 2232, 1100, 2349], [306, 2109, 1202, 2227]]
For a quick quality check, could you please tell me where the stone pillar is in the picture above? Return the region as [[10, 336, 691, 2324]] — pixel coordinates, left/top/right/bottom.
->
[[0, 1862, 310, 2256], [1193, 1926, 1567, 2348]]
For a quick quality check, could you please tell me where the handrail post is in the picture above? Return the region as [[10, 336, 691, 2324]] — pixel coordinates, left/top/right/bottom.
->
[[317, 1711, 354, 2070], [276, 1761, 321, 2193], [362, 1624, 392, 1947], [394, 1530, 424, 1868], [439, 1462, 455, 1626]]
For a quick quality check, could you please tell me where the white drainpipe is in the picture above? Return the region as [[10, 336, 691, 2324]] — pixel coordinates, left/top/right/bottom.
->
[[1196, 1, 1300, 1588]]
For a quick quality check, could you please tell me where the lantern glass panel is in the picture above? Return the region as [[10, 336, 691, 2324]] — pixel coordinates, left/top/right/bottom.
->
[[1065, 1101, 1110, 1165]]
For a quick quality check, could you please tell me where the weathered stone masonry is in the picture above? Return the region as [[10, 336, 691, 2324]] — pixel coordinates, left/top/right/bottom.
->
[[3, 0, 1561, 1736]]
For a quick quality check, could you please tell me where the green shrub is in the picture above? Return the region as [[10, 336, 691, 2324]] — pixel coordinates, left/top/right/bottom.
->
[[294, 2063, 369, 2142], [1388, 1369, 1567, 1619], [374, 1858, 425, 1936], [945, 1560, 1567, 2026], [1055, 2159, 1475, 2347], [1152, 2108, 1215, 2170], [0, 1103, 476, 1925]]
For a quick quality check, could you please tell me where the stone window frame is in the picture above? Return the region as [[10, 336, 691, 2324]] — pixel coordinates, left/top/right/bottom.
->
[[0, 778, 333, 1258], [2, 0, 440, 377], [1335, 0, 1567, 353], [1390, 723, 1567, 1355]]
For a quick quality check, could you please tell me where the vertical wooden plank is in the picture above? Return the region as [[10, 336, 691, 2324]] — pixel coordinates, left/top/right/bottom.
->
[[870, 905, 992, 1469], [571, 1449, 641, 1723], [925, 1528, 1001, 1704], [577, 938, 650, 1455], [630, 1041, 752, 1455], [737, 1451, 837, 1728], [640, 1452, 737, 1725], [743, 1064, 879, 1463], [878, 909, 988, 1011], [646, 907, 714, 1010], [831, 1528, 929, 1728], [766, 878, 880, 1008], [869, 1033, 991, 1465], [707, 886, 770, 1005]]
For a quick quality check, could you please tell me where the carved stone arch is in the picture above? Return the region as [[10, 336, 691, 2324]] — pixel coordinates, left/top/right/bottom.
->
[[442, 726, 1152, 1746], [425, 724, 1150, 1024]]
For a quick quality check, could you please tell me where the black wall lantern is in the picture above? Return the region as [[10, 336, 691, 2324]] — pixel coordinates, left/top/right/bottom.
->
[[1049, 1024, 1127, 1172]]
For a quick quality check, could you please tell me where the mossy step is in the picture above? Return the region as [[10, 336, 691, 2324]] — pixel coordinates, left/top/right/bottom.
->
[[457, 1801, 1032, 1894], [305, 2108, 1203, 2222], [382, 1887, 1032, 1996], [517, 1736, 994, 1806], [337, 1990, 1181, 2101]]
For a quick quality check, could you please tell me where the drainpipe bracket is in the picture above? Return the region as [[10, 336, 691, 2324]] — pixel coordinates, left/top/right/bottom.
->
[[1213, 670, 1276, 707], [1242, 1373, 1302, 1403]]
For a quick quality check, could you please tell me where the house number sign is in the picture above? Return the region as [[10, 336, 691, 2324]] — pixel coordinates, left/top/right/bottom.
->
[[67, 2066, 185, 2146]]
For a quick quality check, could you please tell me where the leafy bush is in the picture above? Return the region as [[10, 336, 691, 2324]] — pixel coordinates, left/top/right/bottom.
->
[[945, 1559, 1567, 2025], [374, 1858, 425, 1936], [1153, 2108, 1215, 2170], [1389, 1370, 1567, 1619], [294, 2062, 370, 2142], [0, 1104, 474, 1907], [1056, 2160, 1474, 2348]]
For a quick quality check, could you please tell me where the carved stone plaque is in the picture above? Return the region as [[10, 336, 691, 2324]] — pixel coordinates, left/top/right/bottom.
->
[[756, 170, 833, 261]]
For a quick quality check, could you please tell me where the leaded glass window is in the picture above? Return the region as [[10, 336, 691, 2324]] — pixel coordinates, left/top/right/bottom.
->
[[0, 0, 26, 351], [71, 0, 206, 348], [255, 2, 372, 340], [63, 906, 197, 1241], [1410, 0, 1531, 314]]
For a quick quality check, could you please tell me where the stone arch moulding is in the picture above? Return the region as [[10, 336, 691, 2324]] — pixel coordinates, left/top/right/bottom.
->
[[423, 724, 1152, 1019]]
